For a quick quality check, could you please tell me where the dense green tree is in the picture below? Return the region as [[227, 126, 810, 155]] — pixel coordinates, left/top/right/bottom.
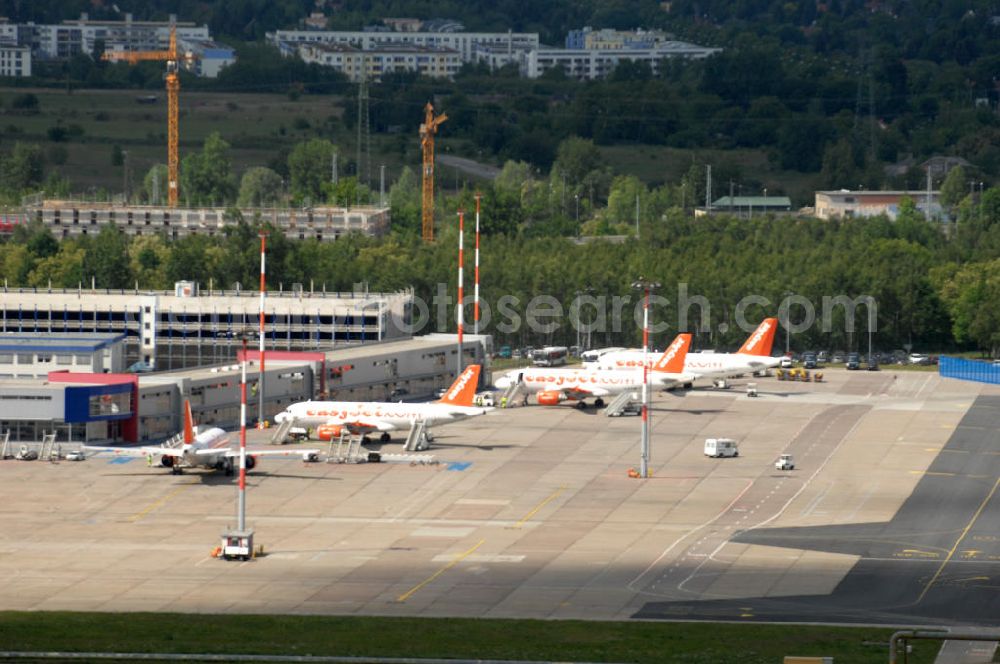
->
[[287, 138, 336, 204], [180, 132, 236, 206], [83, 225, 131, 289], [1, 142, 44, 193], [237, 167, 284, 207]]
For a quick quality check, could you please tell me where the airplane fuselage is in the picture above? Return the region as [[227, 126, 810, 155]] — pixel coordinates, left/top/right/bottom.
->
[[496, 367, 686, 393], [598, 351, 775, 376], [277, 402, 487, 430]]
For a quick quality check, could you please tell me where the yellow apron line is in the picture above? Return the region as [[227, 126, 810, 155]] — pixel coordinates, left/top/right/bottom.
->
[[514, 486, 566, 529], [397, 539, 485, 603], [128, 482, 195, 522], [917, 477, 1000, 605]]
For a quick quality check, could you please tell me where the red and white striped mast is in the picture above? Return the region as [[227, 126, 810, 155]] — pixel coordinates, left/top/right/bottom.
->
[[456, 209, 464, 376], [474, 193, 481, 336], [238, 334, 249, 530], [257, 231, 267, 429]]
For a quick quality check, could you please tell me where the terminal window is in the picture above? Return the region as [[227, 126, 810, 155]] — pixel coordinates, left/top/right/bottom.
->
[[88, 392, 131, 417]]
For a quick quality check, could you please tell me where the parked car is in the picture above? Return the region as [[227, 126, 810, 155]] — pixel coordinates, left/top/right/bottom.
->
[[497, 345, 512, 359], [909, 353, 931, 366], [65, 450, 85, 461], [866, 353, 880, 371], [831, 351, 847, 364], [817, 350, 830, 363], [803, 353, 818, 369], [846, 352, 861, 370], [779, 356, 794, 369]]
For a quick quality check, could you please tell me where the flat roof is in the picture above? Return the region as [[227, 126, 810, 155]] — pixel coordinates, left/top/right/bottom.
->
[[0, 332, 126, 352], [318, 334, 489, 364]]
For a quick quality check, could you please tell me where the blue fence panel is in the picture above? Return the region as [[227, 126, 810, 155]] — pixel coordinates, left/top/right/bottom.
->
[[939, 356, 1000, 385]]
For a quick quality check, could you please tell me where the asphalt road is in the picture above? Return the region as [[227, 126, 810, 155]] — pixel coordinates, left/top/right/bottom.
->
[[634, 394, 1000, 625]]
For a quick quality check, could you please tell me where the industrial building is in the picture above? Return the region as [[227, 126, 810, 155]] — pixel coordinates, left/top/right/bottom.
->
[[814, 190, 944, 221], [0, 333, 491, 445], [0, 332, 126, 378], [25, 200, 391, 241], [0, 284, 414, 370]]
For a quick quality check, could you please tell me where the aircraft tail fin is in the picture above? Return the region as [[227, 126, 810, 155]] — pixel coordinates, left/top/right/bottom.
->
[[437, 364, 481, 407], [182, 399, 195, 445], [738, 317, 778, 356], [652, 333, 692, 373]]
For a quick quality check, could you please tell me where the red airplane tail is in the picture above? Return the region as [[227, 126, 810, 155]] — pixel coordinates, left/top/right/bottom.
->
[[652, 334, 692, 373], [182, 399, 195, 444], [738, 317, 778, 356]]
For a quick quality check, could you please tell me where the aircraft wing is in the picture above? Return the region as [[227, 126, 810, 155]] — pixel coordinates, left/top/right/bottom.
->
[[194, 447, 229, 456], [83, 445, 185, 458], [325, 419, 396, 434], [563, 387, 611, 400], [230, 448, 322, 458]]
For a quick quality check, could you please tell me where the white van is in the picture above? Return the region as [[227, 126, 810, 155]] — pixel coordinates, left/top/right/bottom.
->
[[704, 438, 739, 458]]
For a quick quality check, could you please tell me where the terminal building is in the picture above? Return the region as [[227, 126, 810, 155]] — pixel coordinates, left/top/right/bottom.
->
[[0, 333, 492, 445], [0, 284, 414, 370], [0, 332, 126, 378]]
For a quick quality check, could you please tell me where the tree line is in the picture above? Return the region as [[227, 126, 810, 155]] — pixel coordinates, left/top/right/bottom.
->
[[2, 174, 998, 356]]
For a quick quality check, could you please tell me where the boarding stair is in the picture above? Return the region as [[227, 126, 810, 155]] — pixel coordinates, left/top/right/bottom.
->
[[39, 432, 57, 460], [0, 431, 10, 459], [500, 379, 527, 407], [403, 420, 431, 452], [269, 418, 294, 445], [604, 391, 640, 417], [327, 430, 366, 463]]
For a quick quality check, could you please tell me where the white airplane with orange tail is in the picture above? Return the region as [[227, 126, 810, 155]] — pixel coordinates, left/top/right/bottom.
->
[[84, 401, 320, 475], [596, 317, 781, 376], [274, 364, 489, 443], [494, 333, 694, 408]]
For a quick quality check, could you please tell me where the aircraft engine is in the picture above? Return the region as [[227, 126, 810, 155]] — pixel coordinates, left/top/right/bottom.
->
[[160, 456, 175, 468], [245, 455, 257, 470], [316, 424, 343, 441], [536, 391, 564, 406]]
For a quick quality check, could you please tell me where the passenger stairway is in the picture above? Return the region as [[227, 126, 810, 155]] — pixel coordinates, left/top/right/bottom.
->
[[270, 418, 294, 445], [501, 379, 527, 407], [39, 432, 57, 460], [327, 430, 365, 463], [0, 431, 10, 459], [604, 390, 640, 417], [403, 420, 430, 452]]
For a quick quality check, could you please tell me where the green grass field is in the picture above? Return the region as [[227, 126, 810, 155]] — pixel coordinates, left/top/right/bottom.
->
[[0, 87, 417, 193], [0, 612, 937, 663], [1, 87, 822, 204]]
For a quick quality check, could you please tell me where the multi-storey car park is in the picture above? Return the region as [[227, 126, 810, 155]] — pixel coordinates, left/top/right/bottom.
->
[[0, 283, 414, 370]]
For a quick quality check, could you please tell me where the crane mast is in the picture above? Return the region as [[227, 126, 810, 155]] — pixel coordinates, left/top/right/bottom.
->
[[419, 102, 447, 243], [103, 25, 190, 207]]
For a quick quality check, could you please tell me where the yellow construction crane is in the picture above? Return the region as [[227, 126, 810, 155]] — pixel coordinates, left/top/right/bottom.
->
[[103, 26, 193, 207], [419, 102, 447, 243]]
